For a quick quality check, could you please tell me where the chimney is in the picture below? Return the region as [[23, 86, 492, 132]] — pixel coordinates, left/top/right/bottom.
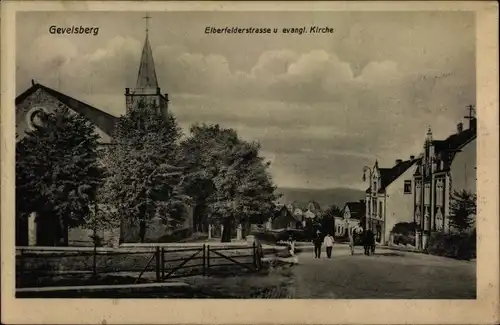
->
[[156, 87, 161, 95], [165, 93, 169, 102], [457, 122, 463, 133], [125, 88, 130, 94], [410, 155, 415, 160], [31, 79, 36, 86], [395, 159, 403, 165]]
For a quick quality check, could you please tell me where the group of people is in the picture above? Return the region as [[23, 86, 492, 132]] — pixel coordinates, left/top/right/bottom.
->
[[283, 226, 377, 263], [311, 227, 377, 259], [312, 231, 335, 258]]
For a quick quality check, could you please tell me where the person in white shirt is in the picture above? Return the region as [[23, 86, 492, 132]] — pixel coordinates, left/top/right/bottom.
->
[[323, 233, 334, 258]]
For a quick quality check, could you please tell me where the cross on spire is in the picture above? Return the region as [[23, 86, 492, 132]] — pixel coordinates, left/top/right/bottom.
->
[[143, 13, 151, 34]]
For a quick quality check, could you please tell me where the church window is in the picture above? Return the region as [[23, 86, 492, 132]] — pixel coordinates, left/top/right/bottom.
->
[[404, 180, 412, 194]]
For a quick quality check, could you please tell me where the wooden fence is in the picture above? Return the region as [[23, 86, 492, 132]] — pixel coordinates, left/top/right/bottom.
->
[[16, 243, 262, 288]]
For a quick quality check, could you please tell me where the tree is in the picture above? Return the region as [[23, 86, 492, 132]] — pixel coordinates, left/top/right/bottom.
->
[[16, 104, 103, 246], [320, 204, 341, 236], [449, 189, 476, 232], [101, 101, 191, 243], [182, 124, 280, 242]]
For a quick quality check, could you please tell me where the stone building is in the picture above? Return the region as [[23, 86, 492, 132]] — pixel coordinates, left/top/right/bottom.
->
[[413, 114, 476, 249], [364, 157, 421, 245]]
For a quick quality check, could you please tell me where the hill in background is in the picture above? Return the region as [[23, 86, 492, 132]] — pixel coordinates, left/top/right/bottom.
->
[[276, 187, 365, 210]]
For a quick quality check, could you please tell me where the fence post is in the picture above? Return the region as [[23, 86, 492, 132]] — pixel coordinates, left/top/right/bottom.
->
[[161, 247, 165, 280], [155, 246, 160, 283], [252, 241, 256, 270], [18, 249, 24, 287], [202, 244, 206, 276], [207, 245, 210, 275]]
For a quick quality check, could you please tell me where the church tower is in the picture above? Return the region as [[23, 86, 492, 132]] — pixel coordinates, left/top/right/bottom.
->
[[125, 14, 169, 116]]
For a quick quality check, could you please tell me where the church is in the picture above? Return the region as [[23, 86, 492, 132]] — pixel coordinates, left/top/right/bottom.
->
[[15, 19, 192, 246]]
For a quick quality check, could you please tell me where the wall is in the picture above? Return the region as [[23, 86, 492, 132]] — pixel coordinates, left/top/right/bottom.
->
[[450, 138, 476, 195], [449, 138, 477, 229], [384, 163, 419, 245]]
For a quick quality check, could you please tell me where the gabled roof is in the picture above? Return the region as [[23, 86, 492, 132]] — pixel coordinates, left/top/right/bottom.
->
[[273, 204, 301, 222], [136, 34, 159, 89], [16, 83, 118, 138], [433, 126, 476, 154], [366, 158, 421, 193], [343, 201, 366, 220]]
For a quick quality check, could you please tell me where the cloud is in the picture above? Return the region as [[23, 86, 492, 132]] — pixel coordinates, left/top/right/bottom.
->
[[16, 12, 475, 190]]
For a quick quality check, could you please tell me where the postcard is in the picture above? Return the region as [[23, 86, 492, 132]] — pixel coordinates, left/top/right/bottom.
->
[[1, 1, 499, 324]]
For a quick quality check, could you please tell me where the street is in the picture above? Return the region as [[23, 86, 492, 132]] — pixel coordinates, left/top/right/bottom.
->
[[290, 245, 476, 299]]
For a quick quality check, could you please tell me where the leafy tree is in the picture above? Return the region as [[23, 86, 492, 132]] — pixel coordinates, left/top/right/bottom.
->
[[182, 124, 279, 242], [16, 104, 103, 246], [449, 189, 476, 232], [101, 101, 191, 243]]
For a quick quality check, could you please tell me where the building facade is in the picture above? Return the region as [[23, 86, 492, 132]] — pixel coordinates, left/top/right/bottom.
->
[[337, 201, 365, 238], [364, 158, 420, 245], [413, 118, 476, 249]]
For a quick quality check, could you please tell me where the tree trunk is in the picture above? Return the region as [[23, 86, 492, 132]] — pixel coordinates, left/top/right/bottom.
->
[[139, 220, 146, 243], [221, 217, 232, 242]]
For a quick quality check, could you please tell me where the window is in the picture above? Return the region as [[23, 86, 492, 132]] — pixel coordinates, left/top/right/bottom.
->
[[379, 202, 383, 218], [404, 180, 412, 194], [373, 181, 377, 193]]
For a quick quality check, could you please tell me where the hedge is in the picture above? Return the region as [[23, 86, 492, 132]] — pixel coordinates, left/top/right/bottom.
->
[[426, 229, 476, 260]]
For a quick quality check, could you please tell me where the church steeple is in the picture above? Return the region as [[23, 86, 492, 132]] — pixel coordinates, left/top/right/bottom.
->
[[136, 15, 158, 89], [125, 13, 169, 116]]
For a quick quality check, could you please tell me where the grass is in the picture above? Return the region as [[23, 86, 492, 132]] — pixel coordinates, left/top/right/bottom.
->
[[16, 263, 296, 298]]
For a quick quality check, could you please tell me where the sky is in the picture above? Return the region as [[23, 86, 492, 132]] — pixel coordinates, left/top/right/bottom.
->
[[16, 11, 476, 190]]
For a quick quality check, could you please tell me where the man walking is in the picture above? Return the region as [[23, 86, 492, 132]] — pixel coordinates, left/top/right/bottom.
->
[[324, 233, 334, 259], [313, 231, 322, 258]]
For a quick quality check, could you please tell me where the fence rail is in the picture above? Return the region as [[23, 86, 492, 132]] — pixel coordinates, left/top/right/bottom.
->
[[16, 242, 262, 288]]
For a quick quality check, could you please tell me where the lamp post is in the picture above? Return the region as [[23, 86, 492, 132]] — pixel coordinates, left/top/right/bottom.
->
[[362, 166, 373, 231]]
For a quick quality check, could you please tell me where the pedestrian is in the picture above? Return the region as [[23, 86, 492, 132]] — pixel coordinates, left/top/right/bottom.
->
[[363, 229, 370, 256], [312, 231, 322, 258], [368, 229, 376, 255], [324, 233, 334, 258], [348, 226, 355, 256]]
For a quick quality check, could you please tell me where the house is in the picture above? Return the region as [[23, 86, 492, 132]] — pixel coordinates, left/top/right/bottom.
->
[[364, 157, 421, 245], [267, 204, 302, 230], [336, 200, 366, 237], [413, 113, 476, 249]]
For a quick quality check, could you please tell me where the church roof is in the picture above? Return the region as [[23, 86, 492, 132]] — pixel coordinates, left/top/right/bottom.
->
[[365, 158, 421, 193], [16, 83, 118, 138], [136, 34, 159, 89]]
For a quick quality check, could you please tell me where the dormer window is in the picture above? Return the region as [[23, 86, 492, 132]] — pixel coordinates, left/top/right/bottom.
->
[[373, 181, 377, 193]]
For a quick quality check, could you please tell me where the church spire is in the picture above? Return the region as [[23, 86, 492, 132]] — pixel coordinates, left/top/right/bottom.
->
[[136, 13, 158, 89]]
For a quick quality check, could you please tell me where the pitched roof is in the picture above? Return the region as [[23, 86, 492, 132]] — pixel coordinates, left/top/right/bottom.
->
[[433, 126, 476, 154], [136, 34, 159, 89], [16, 83, 118, 138], [343, 201, 366, 220], [366, 158, 421, 193]]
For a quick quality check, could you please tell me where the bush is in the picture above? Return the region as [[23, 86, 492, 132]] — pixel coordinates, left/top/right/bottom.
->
[[426, 229, 476, 260], [392, 233, 416, 246], [252, 229, 310, 244]]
